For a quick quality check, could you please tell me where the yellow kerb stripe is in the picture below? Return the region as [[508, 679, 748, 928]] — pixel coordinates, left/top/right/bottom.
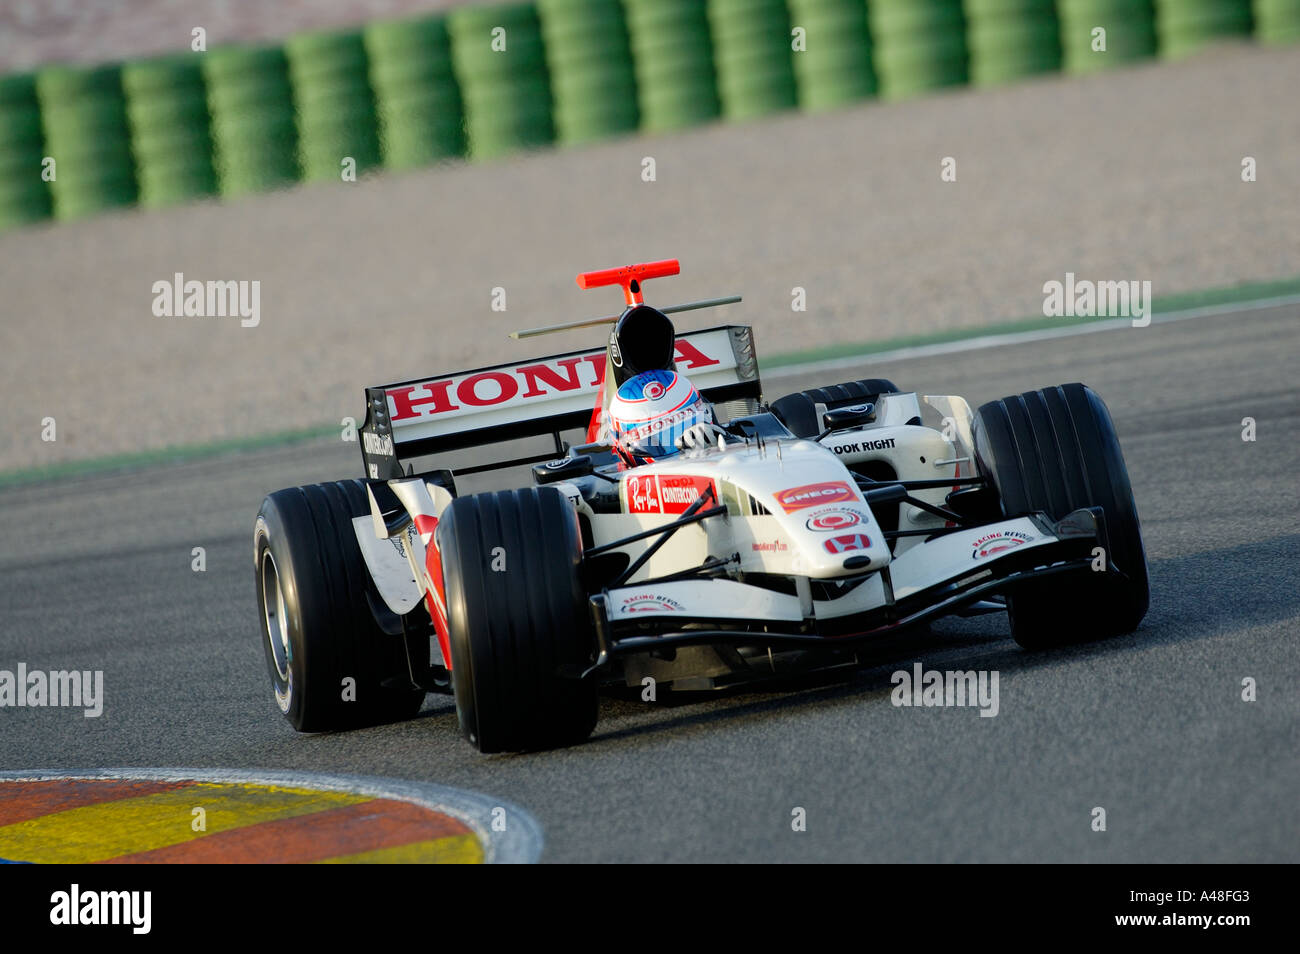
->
[[0, 782, 369, 864], [318, 834, 484, 864]]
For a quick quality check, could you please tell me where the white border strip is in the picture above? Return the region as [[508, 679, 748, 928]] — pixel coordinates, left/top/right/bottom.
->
[[0, 768, 543, 864], [765, 293, 1300, 381]]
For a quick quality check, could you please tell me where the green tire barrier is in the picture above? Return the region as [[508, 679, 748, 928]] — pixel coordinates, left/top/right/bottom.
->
[[964, 0, 1062, 85], [449, 2, 554, 159], [1, 0, 1285, 228], [36, 64, 137, 220], [1254, 0, 1300, 43], [365, 15, 465, 168], [286, 30, 382, 182], [122, 54, 216, 207], [624, 0, 720, 131], [203, 45, 299, 196], [1155, 0, 1254, 59], [708, 0, 798, 120], [873, 1, 967, 34], [539, 0, 639, 146], [1059, 0, 1158, 73], [787, 0, 876, 111], [869, 0, 969, 99], [0, 72, 52, 229]]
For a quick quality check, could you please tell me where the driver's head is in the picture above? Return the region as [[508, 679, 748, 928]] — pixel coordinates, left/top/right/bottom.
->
[[608, 370, 713, 467]]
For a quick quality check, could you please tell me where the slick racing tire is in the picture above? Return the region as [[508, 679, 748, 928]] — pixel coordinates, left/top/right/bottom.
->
[[437, 486, 598, 753], [971, 383, 1150, 650], [254, 480, 426, 731], [770, 378, 900, 438]]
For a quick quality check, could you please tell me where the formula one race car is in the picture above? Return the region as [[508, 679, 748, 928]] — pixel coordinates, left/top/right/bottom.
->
[[254, 259, 1149, 752]]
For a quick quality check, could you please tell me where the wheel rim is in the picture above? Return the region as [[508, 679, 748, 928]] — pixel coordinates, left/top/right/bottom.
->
[[260, 550, 293, 712]]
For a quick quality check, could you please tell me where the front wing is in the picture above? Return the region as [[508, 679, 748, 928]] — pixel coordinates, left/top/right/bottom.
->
[[587, 508, 1109, 664]]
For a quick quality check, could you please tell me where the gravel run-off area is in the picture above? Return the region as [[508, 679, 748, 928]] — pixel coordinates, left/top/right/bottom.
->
[[1, 43, 1296, 472]]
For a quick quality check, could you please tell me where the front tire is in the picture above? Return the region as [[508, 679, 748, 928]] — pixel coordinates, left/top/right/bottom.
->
[[254, 480, 426, 731], [437, 487, 597, 753], [972, 383, 1149, 649]]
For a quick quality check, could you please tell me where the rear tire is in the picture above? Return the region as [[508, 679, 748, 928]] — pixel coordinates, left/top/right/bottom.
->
[[254, 480, 426, 731], [770, 378, 900, 438], [437, 486, 597, 753], [971, 383, 1149, 649]]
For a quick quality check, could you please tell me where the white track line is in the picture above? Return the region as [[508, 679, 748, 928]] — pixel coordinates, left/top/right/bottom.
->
[[0, 768, 544, 864], [765, 293, 1300, 381]]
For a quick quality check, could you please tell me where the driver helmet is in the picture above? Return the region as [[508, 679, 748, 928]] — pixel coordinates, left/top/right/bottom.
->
[[607, 370, 713, 467]]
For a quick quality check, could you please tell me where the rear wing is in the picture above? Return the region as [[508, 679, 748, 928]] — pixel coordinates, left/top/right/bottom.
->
[[359, 324, 762, 479]]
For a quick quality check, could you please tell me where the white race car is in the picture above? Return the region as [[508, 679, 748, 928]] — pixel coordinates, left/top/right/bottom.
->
[[254, 259, 1148, 752]]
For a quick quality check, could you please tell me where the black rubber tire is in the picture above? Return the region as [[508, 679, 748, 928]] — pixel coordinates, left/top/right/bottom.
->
[[437, 486, 597, 753], [971, 383, 1149, 650], [769, 378, 900, 438], [254, 480, 426, 731]]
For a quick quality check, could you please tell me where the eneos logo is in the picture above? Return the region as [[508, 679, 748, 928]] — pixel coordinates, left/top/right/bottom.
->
[[643, 380, 665, 400], [775, 481, 856, 512]]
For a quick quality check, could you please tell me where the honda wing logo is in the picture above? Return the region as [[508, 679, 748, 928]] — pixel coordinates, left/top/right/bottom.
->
[[386, 339, 723, 423]]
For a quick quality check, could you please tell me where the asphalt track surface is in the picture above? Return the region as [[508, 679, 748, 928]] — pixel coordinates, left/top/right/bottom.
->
[[1, 303, 1296, 862]]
